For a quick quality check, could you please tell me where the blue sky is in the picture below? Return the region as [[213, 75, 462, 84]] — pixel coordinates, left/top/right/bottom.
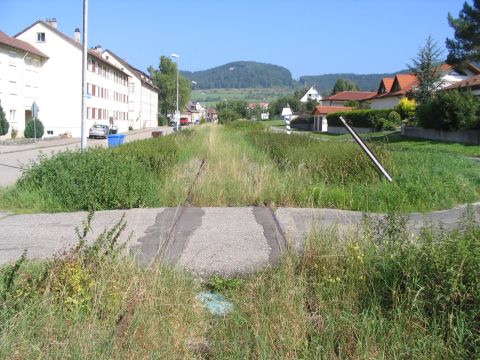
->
[[1, 0, 464, 78]]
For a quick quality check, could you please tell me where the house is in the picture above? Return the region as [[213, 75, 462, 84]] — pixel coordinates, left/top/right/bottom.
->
[[312, 106, 353, 132], [247, 102, 269, 110], [370, 74, 417, 109], [324, 91, 376, 107], [207, 107, 217, 122], [0, 30, 48, 137], [371, 63, 480, 109], [443, 74, 480, 95], [102, 50, 158, 130], [300, 85, 322, 104], [11, 18, 158, 138]]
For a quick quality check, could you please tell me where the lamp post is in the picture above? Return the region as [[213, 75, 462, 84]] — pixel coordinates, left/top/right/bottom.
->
[[81, 0, 88, 151], [281, 104, 292, 135], [171, 53, 180, 131]]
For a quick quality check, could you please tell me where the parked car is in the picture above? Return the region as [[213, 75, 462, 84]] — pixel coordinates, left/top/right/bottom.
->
[[89, 124, 109, 139], [169, 119, 176, 127], [180, 117, 189, 126]]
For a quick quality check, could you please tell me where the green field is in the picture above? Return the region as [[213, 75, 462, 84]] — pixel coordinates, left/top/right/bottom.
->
[[1, 121, 478, 214], [191, 87, 292, 107]]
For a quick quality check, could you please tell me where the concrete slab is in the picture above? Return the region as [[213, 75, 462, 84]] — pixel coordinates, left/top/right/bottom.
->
[[275, 202, 480, 252], [177, 207, 271, 277], [0, 208, 162, 264]]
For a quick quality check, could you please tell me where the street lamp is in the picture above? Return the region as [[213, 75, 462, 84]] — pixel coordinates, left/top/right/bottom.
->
[[192, 80, 197, 91], [171, 53, 180, 131]]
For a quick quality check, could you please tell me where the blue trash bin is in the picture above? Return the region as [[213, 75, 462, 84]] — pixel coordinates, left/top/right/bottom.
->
[[107, 134, 126, 148]]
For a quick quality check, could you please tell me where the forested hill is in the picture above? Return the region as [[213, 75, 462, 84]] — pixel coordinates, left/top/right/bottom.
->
[[299, 73, 402, 93], [181, 61, 296, 89]]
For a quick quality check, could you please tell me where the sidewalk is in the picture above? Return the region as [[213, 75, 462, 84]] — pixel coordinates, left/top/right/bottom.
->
[[0, 126, 170, 155], [1, 203, 478, 277]]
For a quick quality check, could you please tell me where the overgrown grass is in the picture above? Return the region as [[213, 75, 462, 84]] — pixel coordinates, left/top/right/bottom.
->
[[0, 130, 195, 212], [207, 211, 480, 358], [224, 121, 480, 212], [0, 122, 478, 213], [1, 211, 478, 358]]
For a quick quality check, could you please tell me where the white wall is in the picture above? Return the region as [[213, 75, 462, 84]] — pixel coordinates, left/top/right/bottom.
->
[[17, 23, 82, 137], [370, 96, 400, 110], [0, 45, 44, 138]]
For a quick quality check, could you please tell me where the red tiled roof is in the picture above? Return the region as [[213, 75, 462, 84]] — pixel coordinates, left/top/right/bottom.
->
[[395, 74, 418, 92], [381, 77, 394, 92], [313, 106, 354, 115], [325, 91, 376, 102], [0, 30, 48, 58], [444, 74, 480, 90]]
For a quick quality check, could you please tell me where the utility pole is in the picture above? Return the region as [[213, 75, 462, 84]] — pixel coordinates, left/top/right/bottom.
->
[[81, 0, 88, 151]]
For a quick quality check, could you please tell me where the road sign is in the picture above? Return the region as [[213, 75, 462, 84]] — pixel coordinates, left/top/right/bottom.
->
[[31, 101, 39, 118]]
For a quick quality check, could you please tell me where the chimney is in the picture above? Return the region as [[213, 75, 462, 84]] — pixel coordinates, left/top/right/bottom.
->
[[45, 18, 58, 29], [94, 45, 102, 54], [74, 28, 80, 43]]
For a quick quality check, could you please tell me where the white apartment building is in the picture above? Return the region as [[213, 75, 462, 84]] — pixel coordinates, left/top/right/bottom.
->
[[7, 19, 158, 138], [102, 50, 158, 129], [0, 31, 47, 137]]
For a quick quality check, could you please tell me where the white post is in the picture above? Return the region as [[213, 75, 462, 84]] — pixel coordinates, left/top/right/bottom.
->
[[285, 115, 291, 135], [281, 105, 293, 135], [81, 0, 88, 151], [171, 53, 180, 132]]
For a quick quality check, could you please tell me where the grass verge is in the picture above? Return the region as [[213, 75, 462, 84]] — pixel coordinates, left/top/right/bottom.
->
[[1, 211, 478, 358]]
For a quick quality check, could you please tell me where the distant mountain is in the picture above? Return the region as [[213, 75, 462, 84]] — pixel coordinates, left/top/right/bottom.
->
[[299, 72, 408, 94], [182, 61, 407, 93], [181, 61, 296, 89]]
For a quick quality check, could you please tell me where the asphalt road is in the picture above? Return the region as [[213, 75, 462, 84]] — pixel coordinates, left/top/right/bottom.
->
[[0, 126, 174, 187], [1, 203, 478, 277]]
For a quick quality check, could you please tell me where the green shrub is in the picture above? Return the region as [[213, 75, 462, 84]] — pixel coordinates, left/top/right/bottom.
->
[[417, 90, 480, 130], [395, 97, 416, 119], [17, 149, 161, 211], [24, 119, 44, 138], [158, 116, 169, 126], [218, 109, 239, 124], [327, 109, 391, 130], [0, 105, 9, 136], [291, 115, 314, 125]]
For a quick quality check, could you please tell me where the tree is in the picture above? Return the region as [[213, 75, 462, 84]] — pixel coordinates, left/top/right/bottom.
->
[[446, 0, 480, 65], [270, 95, 302, 115], [409, 36, 444, 104], [149, 56, 191, 116], [24, 118, 44, 138], [332, 79, 359, 94], [0, 105, 9, 136]]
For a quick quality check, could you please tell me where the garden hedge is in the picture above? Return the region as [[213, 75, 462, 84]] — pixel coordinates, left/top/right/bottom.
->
[[327, 109, 396, 130]]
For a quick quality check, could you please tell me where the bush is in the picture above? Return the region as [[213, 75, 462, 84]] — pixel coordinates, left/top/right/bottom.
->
[[17, 150, 160, 210], [158, 116, 169, 126], [24, 118, 44, 138], [291, 115, 314, 125], [218, 109, 239, 124], [416, 90, 480, 130], [327, 109, 392, 130], [395, 97, 416, 119], [11, 128, 17, 139], [0, 105, 9, 136]]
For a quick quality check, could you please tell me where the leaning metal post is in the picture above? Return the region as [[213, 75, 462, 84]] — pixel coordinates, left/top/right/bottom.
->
[[339, 116, 393, 182]]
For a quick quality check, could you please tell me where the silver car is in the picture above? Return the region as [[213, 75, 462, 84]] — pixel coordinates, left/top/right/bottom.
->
[[89, 124, 109, 139]]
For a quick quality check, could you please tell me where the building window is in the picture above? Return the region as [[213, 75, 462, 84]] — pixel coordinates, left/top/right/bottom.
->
[[47, 130, 53, 135], [9, 110, 16, 122], [37, 32, 45, 42]]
